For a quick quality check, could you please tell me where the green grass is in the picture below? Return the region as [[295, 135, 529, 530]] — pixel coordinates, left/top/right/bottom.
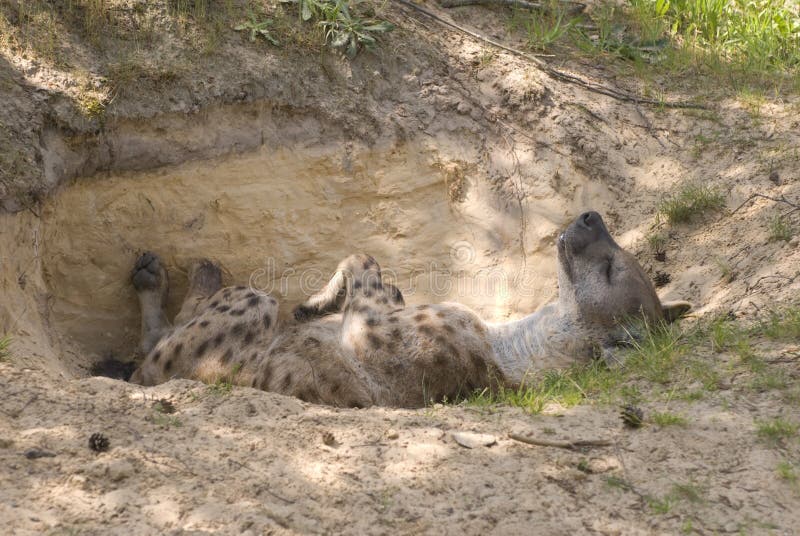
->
[[651, 411, 688, 426], [0, 335, 11, 361], [756, 417, 798, 444], [760, 307, 800, 340], [768, 216, 794, 242], [658, 184, 726, 224], [777, 460, 798, 483]]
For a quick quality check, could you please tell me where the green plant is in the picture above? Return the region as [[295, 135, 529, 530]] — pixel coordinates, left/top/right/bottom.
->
[[756, 417, 798, 444], [768, 215, 793, 242], [715, 257, 735, 283], [777, 460, 798, 483], [658, 184, 726, 224], [283, 0, 394, 57], [651, 411, 688, 426], [235, 12, 280, 45], [318, 0, 394, 58], [761, 307, 800, 340], [623, 320, 687, 384], [0, 335, 11, 361]]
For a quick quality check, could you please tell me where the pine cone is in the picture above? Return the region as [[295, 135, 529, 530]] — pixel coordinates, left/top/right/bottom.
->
[[88, 433, 110, 453], [620, 405, 644, 429], [654, 271, 671, 288]]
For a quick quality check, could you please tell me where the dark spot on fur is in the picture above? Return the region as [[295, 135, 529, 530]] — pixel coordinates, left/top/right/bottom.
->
[[247, 296, 260, 307], [391, 286, 404, 305], [353, 280, 363, 290], [364, 290, 374, 298], [200, 320, 210, 327], [357, 305, 372, 315], [370, 279, 382, 290], [367, 333, 384, 349], [214, 333, 226, 347], [211, 301, 219, 308], [151, 350, 162, 363], [281, 373, 293, 390], [232, 322, 247, 336], [413, 313, 428, 322], [469, 351, 488, 374], [390, 328, 402, 340], [244, 331, 256, 345], [263, 314, 272, 329], [164, 359, 173, 373], [366, 316, 381, 327], [216, 305, 231, 313], [436, 310, 446, 318], [377, 296, 388, 305], [304, 337, 321, 348], [388, 316, 399, 323], [230, 308, 246, 316], [330, 382, 341, 394], [433, 352, 448, 365], [350, 400, 364, 409], [250, 352, 258, 362], [269, 297, 277, 305], [223, 289, 232, 299], [246, 291, 256, 298], [418, 324, 435, 337], [251, 377, 258, 388], [443, 324, 455, 333], [196, 340, 210, 357], [172, 343, 183, 358], [221, 348, 233, 364], [362, 257, 375, 270], [235, 285, 246, 290], [417, 304, 429, 310]]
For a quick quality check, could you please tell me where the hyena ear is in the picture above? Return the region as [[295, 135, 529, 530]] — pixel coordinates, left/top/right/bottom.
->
[[661, 300, 692, 323]]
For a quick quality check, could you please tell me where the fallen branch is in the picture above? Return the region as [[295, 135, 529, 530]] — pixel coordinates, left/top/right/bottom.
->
[[438, 0, 586, 15], [508, 432, 612, 449], [392, 0, 706, 109], [730, 193, 800, 216]]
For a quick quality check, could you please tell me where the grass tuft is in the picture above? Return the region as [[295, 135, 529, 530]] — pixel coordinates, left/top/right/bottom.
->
[[651, 411, 688, 426], [658, 184, 726, 224], [0, 335, 11, 361], [756, 417, 798, 444], [768, 216, 794, 242]]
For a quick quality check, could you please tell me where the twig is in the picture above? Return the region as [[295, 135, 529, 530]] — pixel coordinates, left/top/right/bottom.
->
[[439, 0, 586, 15], [729, 193, 800, 216], [392, 0, 706, 109], [508, 432, 612, 449]]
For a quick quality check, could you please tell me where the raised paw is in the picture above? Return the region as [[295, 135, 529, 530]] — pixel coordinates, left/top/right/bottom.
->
[[132, 251, 168, 294]]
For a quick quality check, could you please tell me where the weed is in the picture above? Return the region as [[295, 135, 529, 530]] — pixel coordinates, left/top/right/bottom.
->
[[235, 12, 280, 45], [77, 92, 107, 120], [623, 321, 686, 384], [209, 363, 241, 395], [646, 230, 668, 255], [768, 216, 793, 242], [152, 413, 182, 428], [777, 461, 798, 483], [749, 369, 789, 392], [0, 335, 11, 361], [756, 417, 798, 444], [671, 482, 704, 503], [658, 184, 726, 224], [647, 494, 674, 514], [283, 0, 394, 57], [715, 257, 735, 283], [651, 411, 688, 426], [760, 307, 800, 340]]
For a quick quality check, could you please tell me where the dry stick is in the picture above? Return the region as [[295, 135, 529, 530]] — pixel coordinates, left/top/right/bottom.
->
[[439, 0, 586, 15], [391, 0, 706, 109], [508, 432, 612, 449], [729, 193, 800, 216]]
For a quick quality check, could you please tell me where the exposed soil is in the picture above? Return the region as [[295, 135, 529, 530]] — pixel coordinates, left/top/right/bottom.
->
[[1, 1, 799, 534]]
